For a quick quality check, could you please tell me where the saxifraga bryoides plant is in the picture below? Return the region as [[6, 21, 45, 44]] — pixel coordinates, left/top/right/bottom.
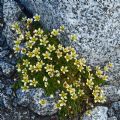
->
[[12, 15, 112, 120]]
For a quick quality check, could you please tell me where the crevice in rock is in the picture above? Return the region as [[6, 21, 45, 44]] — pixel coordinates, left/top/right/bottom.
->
[[14, 0, 33, 18]]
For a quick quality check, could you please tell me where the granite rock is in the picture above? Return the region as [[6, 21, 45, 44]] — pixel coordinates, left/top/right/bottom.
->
[[102, 85, 120, 102], [15, 88, 57, 116], [0, 92, 12, 110], [0, 0, 3, 33], [0, 36, 5, 47], [0, 106, 56, 120], [107, 108, 115, 117], [0, 50, 10, 58], [111, 101, 120, 111], [0, 93, 4, 108], [2, 0, 22, 48], [5, 86, 13, 96], [2, 94, 12, 110], [0, 61, 14, 77], [0, 80, 4, 89], [82, 106, 108, 120], [107, 101, 120, 120], [107, 116, 117, 120]]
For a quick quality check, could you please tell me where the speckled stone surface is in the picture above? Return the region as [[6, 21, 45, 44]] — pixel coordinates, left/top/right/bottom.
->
[[0, 61, 15, 77], [15, 88, 57, 116], [108, 101, 120, 120], [107, 116, 117, 120], [82, 106, 108, 120], [0, 106, 57, 120], [2, 0, 22, 49], [18, 0, 120, 86], [101, 85, 120, 102]]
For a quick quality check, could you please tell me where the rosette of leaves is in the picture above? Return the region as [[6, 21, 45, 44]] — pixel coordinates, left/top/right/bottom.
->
[[12, 15, 112, 119]]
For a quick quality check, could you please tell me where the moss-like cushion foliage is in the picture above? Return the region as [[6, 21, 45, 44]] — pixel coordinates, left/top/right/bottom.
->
[[12, 15, 112, 119]]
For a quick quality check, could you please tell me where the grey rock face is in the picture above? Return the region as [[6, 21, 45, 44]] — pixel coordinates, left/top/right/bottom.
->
[[0, 93, 4, 108], [107, 101, 120, 120], [102, 85, 120, 102], [0, 36, 5, 47], [0, 80, 4, 89], [5, 86, 13, 96], [108, 116, 117, 120], [107, 108, 115, 117], [2, 94, 12, 110], [15, 88, 57, 116], [18, 0, 120, 86], [0, 61, 14, 77], [0, 50, 10, 58], [82, 106, 108, 120], [2, 0, 22, 48], [0, 106, 56, 120], [0, 92, 12, 110], [112, 101, 120, 111]]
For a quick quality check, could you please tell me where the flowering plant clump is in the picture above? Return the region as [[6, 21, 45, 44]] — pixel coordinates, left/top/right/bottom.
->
[[12, 15, 112, 119]]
